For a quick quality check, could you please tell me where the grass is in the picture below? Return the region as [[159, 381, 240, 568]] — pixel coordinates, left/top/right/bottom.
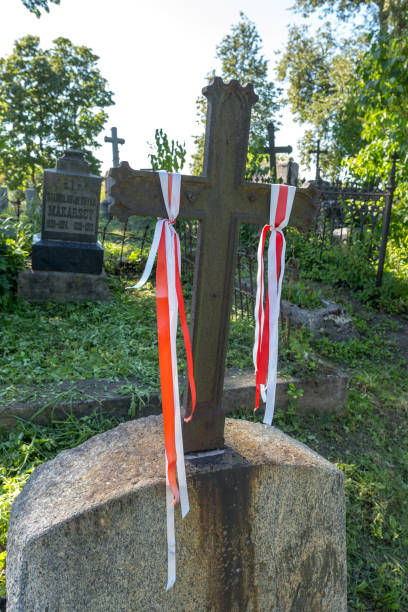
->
[[233, 301, 408, 610]]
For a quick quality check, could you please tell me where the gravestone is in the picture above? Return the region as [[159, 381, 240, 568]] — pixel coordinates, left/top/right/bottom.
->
[[18, 149, 109, 302], [24, 187, 40, 215], [0, 187, 8, 211], [8, 79, 346, 609]]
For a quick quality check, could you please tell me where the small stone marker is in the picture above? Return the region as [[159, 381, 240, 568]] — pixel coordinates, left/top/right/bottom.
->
[[0, 187, 8, 211], [24, 187, 40, 215], [107, 78, 317, 452], [19, 149, 109, 302]]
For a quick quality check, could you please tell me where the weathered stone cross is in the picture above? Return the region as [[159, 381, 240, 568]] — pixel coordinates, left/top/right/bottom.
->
[[107, 78, 317, 453], [105, 127, 125, 168]]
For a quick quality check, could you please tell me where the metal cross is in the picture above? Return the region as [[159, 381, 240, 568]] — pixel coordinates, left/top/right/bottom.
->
[[104, 127, 125, 168], [107, 78, 317, 453], [264, 122, 292, 182], [309, 139, 328, 181]]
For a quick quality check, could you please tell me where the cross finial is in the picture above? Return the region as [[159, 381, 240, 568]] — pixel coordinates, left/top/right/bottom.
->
[[105, 127, 125, 168], [202, 77, 258, 185]]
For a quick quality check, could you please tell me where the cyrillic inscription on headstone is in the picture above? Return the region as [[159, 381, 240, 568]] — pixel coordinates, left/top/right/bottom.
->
[[42, 171, 100, 243]]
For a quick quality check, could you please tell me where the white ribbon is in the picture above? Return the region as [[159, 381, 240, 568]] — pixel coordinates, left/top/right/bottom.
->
[[127, 171, 189, 590], [253, 184, 296, 426]]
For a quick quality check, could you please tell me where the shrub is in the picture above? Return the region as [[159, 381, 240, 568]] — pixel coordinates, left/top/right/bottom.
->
[[0, 234, 26, 310]]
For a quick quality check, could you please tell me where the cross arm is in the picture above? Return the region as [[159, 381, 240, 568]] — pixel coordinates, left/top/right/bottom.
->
[[106, 162, 210, 222], [236, 182, 319, 231]]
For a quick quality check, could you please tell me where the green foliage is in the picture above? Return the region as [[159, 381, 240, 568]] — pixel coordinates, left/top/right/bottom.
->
[[287, 228, 408, 313], [0, 36, 114, 190], [191, 12, 281, 176], [0, 235, 26, 310], [148, 128, 186, 173], [282, 279, 322, 309], [277, 23, 364, 177], [20, 0, 60, 17], [347, 34, 408, 253], [0, 216, 28, 310], [292, 0, 408, 35]]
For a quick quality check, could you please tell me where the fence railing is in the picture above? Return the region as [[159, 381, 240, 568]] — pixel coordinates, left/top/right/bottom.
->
[[1, 165, 398, 320]]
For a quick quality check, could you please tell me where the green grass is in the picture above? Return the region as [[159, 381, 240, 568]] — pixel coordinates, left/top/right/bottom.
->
[[233, 301, 408, 610]]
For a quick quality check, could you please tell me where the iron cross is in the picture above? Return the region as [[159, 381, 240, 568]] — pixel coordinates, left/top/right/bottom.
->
[[309, 138, 328, 181], [105, 127, 125, 168], [107, 78, 317, 453], [264, 122, 293, 182]]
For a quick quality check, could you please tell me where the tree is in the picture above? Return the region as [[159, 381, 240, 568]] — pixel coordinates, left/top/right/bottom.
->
[[293, 0, 408, 35], [279, 0, 408, 177], [21, 0, 60, 18], [191, 12, 281, 176], [148, 129, 186, 172], [277, 24, 364, 177], [0, 36, 114, 190]]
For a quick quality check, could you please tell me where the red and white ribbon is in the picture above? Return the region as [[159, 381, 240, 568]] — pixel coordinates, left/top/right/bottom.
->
[[253, 184, 295, 425], [128, 171, 196, 590]]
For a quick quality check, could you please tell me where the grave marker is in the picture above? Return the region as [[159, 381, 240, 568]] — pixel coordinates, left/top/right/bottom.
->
[[24, 187, 40, 215], [33, 149, 103, 273], [19, 149, 109, 302], [105, 126, 125, 168], [107, 77, 318, 452], [264, 121, 293, 181]]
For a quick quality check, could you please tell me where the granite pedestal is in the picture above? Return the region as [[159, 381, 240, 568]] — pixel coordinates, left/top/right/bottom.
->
[[7, 416, 347, 611], [32, 234, 104, 275]]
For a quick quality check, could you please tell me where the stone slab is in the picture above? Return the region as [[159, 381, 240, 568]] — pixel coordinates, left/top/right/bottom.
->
[[282, 299, 358, 342], [32, 234, 104, 274], [18, 269, 110, 303], [0, 366, 349, 431], [7, 415, 347, 611]]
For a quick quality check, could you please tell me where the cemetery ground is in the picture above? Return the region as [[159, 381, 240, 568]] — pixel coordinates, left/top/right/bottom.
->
[[0, 217, 407, 610]]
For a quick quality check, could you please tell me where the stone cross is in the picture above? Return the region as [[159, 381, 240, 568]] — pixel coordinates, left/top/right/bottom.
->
[[309, 138, 328, 181], [264, 122, 292, 182], [104, 127, 125, 168], [107, 78, 317, 453]]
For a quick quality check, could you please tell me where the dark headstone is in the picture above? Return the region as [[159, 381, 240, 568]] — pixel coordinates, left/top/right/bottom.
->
[[32, 150, 104, 274]]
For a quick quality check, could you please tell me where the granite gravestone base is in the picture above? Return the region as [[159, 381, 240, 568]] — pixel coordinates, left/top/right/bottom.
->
[[19, 149, 109, 303], [7, 416, 347, 611]]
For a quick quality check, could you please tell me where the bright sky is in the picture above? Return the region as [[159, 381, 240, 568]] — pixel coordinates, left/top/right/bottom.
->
[[3, 0, 323, 176]]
